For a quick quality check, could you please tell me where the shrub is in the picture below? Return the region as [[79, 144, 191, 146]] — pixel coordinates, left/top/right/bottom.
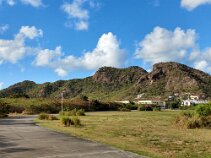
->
[[71, 117, 81, 126], [166, 100, 180, 109], [174, 111, 211, 129], [48, 115, 58, 120], [118, 108, 131, 112], [0, 100, 11, 114], [61, 116, 82, 127], [38, 113, 49, 120], [60, 109, 85, 116], [138, 104, 155, 111], [61, 117, 73, 126], [195, 104, 211, 116], [0, 113, 8, 118], [122, 103, 138, 110], [180, 111, 195, 117], [153, 107, 161, 111], [76, 109, 85, 116]]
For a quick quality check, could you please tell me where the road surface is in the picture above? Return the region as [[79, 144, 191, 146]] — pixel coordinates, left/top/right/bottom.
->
[[0, 116, 144, 158]]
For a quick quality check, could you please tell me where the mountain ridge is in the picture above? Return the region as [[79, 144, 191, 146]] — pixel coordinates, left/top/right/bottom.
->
[[1, 62, 211, 101]]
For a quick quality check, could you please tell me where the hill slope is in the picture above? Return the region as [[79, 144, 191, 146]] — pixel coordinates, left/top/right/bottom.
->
[[0, 62, 211, 101]]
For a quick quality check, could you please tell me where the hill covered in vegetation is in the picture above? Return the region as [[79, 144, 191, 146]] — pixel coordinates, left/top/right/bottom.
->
[[0, 62, 211, 101]]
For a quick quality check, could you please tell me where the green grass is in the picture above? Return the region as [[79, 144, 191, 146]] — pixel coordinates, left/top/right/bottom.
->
[[36, 111, 211, 158]]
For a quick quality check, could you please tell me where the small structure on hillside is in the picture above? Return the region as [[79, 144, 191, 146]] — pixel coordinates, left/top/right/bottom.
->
[[182, 99, 208, 106], [135, 98, 166, 108], [115, 100, 130, 104], [135, 93, 145, 99]]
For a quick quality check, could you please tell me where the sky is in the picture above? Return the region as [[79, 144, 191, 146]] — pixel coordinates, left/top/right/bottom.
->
[[1, 0, 211, 89]]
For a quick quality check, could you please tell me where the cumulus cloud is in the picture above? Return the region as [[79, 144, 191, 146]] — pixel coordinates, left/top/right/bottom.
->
[[181, 0, 211, 10], [0, 24, 9, 34], [0, 82, 4, 90], [34, 32, 126, 77], [20, 0, 43, 7], [55, 68, 68, 77], [34, 46, 62, 66], [18, 26, 43, 39], [194, 60, 208, 70], [0, 26, 42, 64], [135, 26, 196, 64], [190, 48, 211, 72], [75, 20, 89, 30], [0, 0, 43, 7], [134, 26, 211, 74], [62, 0, 98, 31]]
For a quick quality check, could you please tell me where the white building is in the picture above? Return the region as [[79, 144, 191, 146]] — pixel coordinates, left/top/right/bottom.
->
[[115, 100, 130, 104], [182, 100, 208, 106], [136, 99, 166, 107], [190, 95, 199, 100]]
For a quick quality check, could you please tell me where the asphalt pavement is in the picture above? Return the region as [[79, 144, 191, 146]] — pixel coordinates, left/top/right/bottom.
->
[[0, 116, 144, 158]]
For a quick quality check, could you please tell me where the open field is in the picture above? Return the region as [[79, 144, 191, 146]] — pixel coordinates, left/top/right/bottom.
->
[[36, 111, 211, 158]]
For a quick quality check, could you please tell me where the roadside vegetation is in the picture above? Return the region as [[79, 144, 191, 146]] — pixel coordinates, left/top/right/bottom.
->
[[0, 97, 125, 115], [36, 110, 211, 158], [1, 95, 211, 157], [38, 113, 58, 120], [175, 104, 211, 129]]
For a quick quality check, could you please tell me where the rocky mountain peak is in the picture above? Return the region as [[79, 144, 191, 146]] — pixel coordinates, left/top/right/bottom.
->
[[92, 66, 147, 84]]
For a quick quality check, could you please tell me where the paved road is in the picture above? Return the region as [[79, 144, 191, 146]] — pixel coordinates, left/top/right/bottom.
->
[[0, 116, 144, 158]]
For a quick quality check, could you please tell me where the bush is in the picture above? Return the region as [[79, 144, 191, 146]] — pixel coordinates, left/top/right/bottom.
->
[[60, 109, 85, 116], [138, 104, 155, 111], [0, 113, 8, 118], [71, 117, 81, 126], [174, 111, 211, 129], [121, 103, 138, 110], [70, 108, 77, 116], [61, 117, 81, 127], [38, 113, 50, 120], [48, 115, 58, 120], [153, 107, 161, 111], [195, 104, 211, 116], [118, 107, 131, 112], [166, 100, 180, 109], [61, 117, 73, 126], [76, 109, 85, 116], [180, 111, 195, 117], [0, 100, 11, 114]]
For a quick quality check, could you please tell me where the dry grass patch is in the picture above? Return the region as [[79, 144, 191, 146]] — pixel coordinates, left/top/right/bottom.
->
[[36, 111, 211, 158]]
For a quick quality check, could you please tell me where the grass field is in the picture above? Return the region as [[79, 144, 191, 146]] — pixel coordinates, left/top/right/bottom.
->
[[36, 111, 211, 158]]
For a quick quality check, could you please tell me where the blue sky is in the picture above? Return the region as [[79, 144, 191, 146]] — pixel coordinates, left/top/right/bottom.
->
[[1, 0, 211, 89]]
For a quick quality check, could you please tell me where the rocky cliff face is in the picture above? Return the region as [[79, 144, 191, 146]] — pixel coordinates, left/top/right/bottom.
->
[[136, 62, 211, 97], [0, 62, 211, 100], [92, 66, 147, 84]]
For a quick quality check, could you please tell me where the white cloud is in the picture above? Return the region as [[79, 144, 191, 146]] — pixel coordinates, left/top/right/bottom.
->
[[55, 68, 68, 77], [0, 82, 4, 90], [34, 46, 62, 66], [6, 0, 15, 6], [75, 20, 89, 30], [0, 26, 42, 64], [34, 32, 126, 76], [135, 26, 196, 64], [62, 0, 89, 19], [181, 0, 211, 10], [0, 24, 9, 34], [80, 32, 125, 69], [191, 48, 211, 72], [20, 0, 43, 7], [62, 0, 97, 31], [194, 60, 208, 70], [18, 26, 43, 39], [0, 0, 43, 7]]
